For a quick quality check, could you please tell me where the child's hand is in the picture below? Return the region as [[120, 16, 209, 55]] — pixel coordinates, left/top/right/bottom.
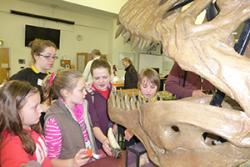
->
[[192, 90, 205, 97], [112, 124, 118, 134], [72, 149, 91, 167], [124, 129, 133, 141], [102, 138, 113, 156], [85, 82, 93, 93]]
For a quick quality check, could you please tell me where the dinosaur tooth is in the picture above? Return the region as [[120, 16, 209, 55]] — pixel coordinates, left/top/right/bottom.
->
[[122, 30, 131, 42], [138, 37, 144, 50], [140, 39, 147, 50], [120, 94, 125, 109], [132, 35, 140, 48], [140, 38, 152, 50], [124, 94, 131, 111], [130, 34, 135, 45], [115, 25, 125, 38], [115, 92, 121, 108], [110, 92, 116, 107], [144, 40, 152, 50], [130, 96, 136, 110]]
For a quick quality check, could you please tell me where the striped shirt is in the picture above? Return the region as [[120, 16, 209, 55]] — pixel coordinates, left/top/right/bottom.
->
[[44, 103, 90, 158]]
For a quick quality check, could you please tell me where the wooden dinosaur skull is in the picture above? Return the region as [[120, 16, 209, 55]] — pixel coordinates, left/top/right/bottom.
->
[[108, 93, 250, 167], [109, 0, 250, 166]]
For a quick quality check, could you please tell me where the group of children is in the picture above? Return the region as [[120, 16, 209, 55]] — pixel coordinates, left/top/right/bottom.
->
[[0, 40, 165, 167]]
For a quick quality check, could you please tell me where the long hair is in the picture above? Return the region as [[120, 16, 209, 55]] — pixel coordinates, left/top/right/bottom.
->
[[0, 80, 41, 154], [43, 70, 83, 101]]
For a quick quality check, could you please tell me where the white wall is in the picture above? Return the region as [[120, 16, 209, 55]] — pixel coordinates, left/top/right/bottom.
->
[[0, 0, 131, 75], [0, 0, 173, 78]]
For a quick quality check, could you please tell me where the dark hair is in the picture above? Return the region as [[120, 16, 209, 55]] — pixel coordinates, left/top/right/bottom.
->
[[138, 68, 160, 91], [29, 39, 57, 63], [91, 49, 101, 56], [43, 70, 83, 100], [99, 55, 107, 61], [0, 80, 41, 154], [90, 59, 111, 76]]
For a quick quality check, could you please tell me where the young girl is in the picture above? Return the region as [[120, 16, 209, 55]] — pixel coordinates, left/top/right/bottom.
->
[[86, 59, 114, 156], [125, 68, 162, 166], [137, 68, 161, 102], [43, 70, 99, 167], [0, 80, 51, 167], [123, 68, 161, 146]]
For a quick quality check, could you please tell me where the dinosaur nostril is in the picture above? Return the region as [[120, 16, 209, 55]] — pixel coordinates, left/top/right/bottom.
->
[[171, 125, 180, 132]]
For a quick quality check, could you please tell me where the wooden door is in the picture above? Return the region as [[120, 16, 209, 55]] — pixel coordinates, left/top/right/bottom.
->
[[77, 52, 93, 72], [0, 48, 10, 84]]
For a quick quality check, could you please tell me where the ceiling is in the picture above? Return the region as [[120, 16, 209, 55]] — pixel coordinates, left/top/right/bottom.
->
[[62, 0, 127, 14], [20, 0, 127, 16]]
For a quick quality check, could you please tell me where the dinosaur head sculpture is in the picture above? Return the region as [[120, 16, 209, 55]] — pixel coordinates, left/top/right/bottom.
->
[[116, 0, 250, 112], [109, 0, 250, 166], [109, 93, 250, 167]]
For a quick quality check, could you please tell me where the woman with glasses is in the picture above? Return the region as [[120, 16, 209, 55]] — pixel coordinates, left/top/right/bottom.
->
[[10, 38, 57, 127]]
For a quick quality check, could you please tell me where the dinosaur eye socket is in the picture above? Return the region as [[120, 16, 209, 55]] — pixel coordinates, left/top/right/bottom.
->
[[171, 125, 180, 132], [161, 0, 194, 19]]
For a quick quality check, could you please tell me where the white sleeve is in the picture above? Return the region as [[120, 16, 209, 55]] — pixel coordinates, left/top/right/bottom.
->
[[82, 60, 92, 82]]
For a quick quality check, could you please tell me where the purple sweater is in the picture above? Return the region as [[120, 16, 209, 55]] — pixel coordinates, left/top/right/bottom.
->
[[165, 63, 215, 99], [85, 86, 112, 148]]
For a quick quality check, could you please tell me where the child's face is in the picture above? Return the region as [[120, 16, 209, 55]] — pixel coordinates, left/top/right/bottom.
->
[[65, 78, 87, 105], [92, 67, 111, 91], [140, 77, 158, 99], [19, 92, 42, 129]]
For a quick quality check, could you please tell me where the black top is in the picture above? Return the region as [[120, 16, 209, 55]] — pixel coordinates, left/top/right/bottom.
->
[[10, 67, 48, 101], [124, 64, 138, 89]]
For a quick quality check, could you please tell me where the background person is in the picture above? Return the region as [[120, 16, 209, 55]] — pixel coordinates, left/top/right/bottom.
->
[[122, 57, 138, 89], [123, 68, 163, 166], [123, 68, 162, 146], [165, 62, 215, 99], [10, 39, 57, 127]]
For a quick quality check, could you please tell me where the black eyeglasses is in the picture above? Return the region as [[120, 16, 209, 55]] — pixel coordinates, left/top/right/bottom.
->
[[39, 54, 58, 60]]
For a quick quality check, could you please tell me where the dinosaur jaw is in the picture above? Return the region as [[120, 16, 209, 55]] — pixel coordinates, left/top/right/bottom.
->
[[108, 93, 250, 166]]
